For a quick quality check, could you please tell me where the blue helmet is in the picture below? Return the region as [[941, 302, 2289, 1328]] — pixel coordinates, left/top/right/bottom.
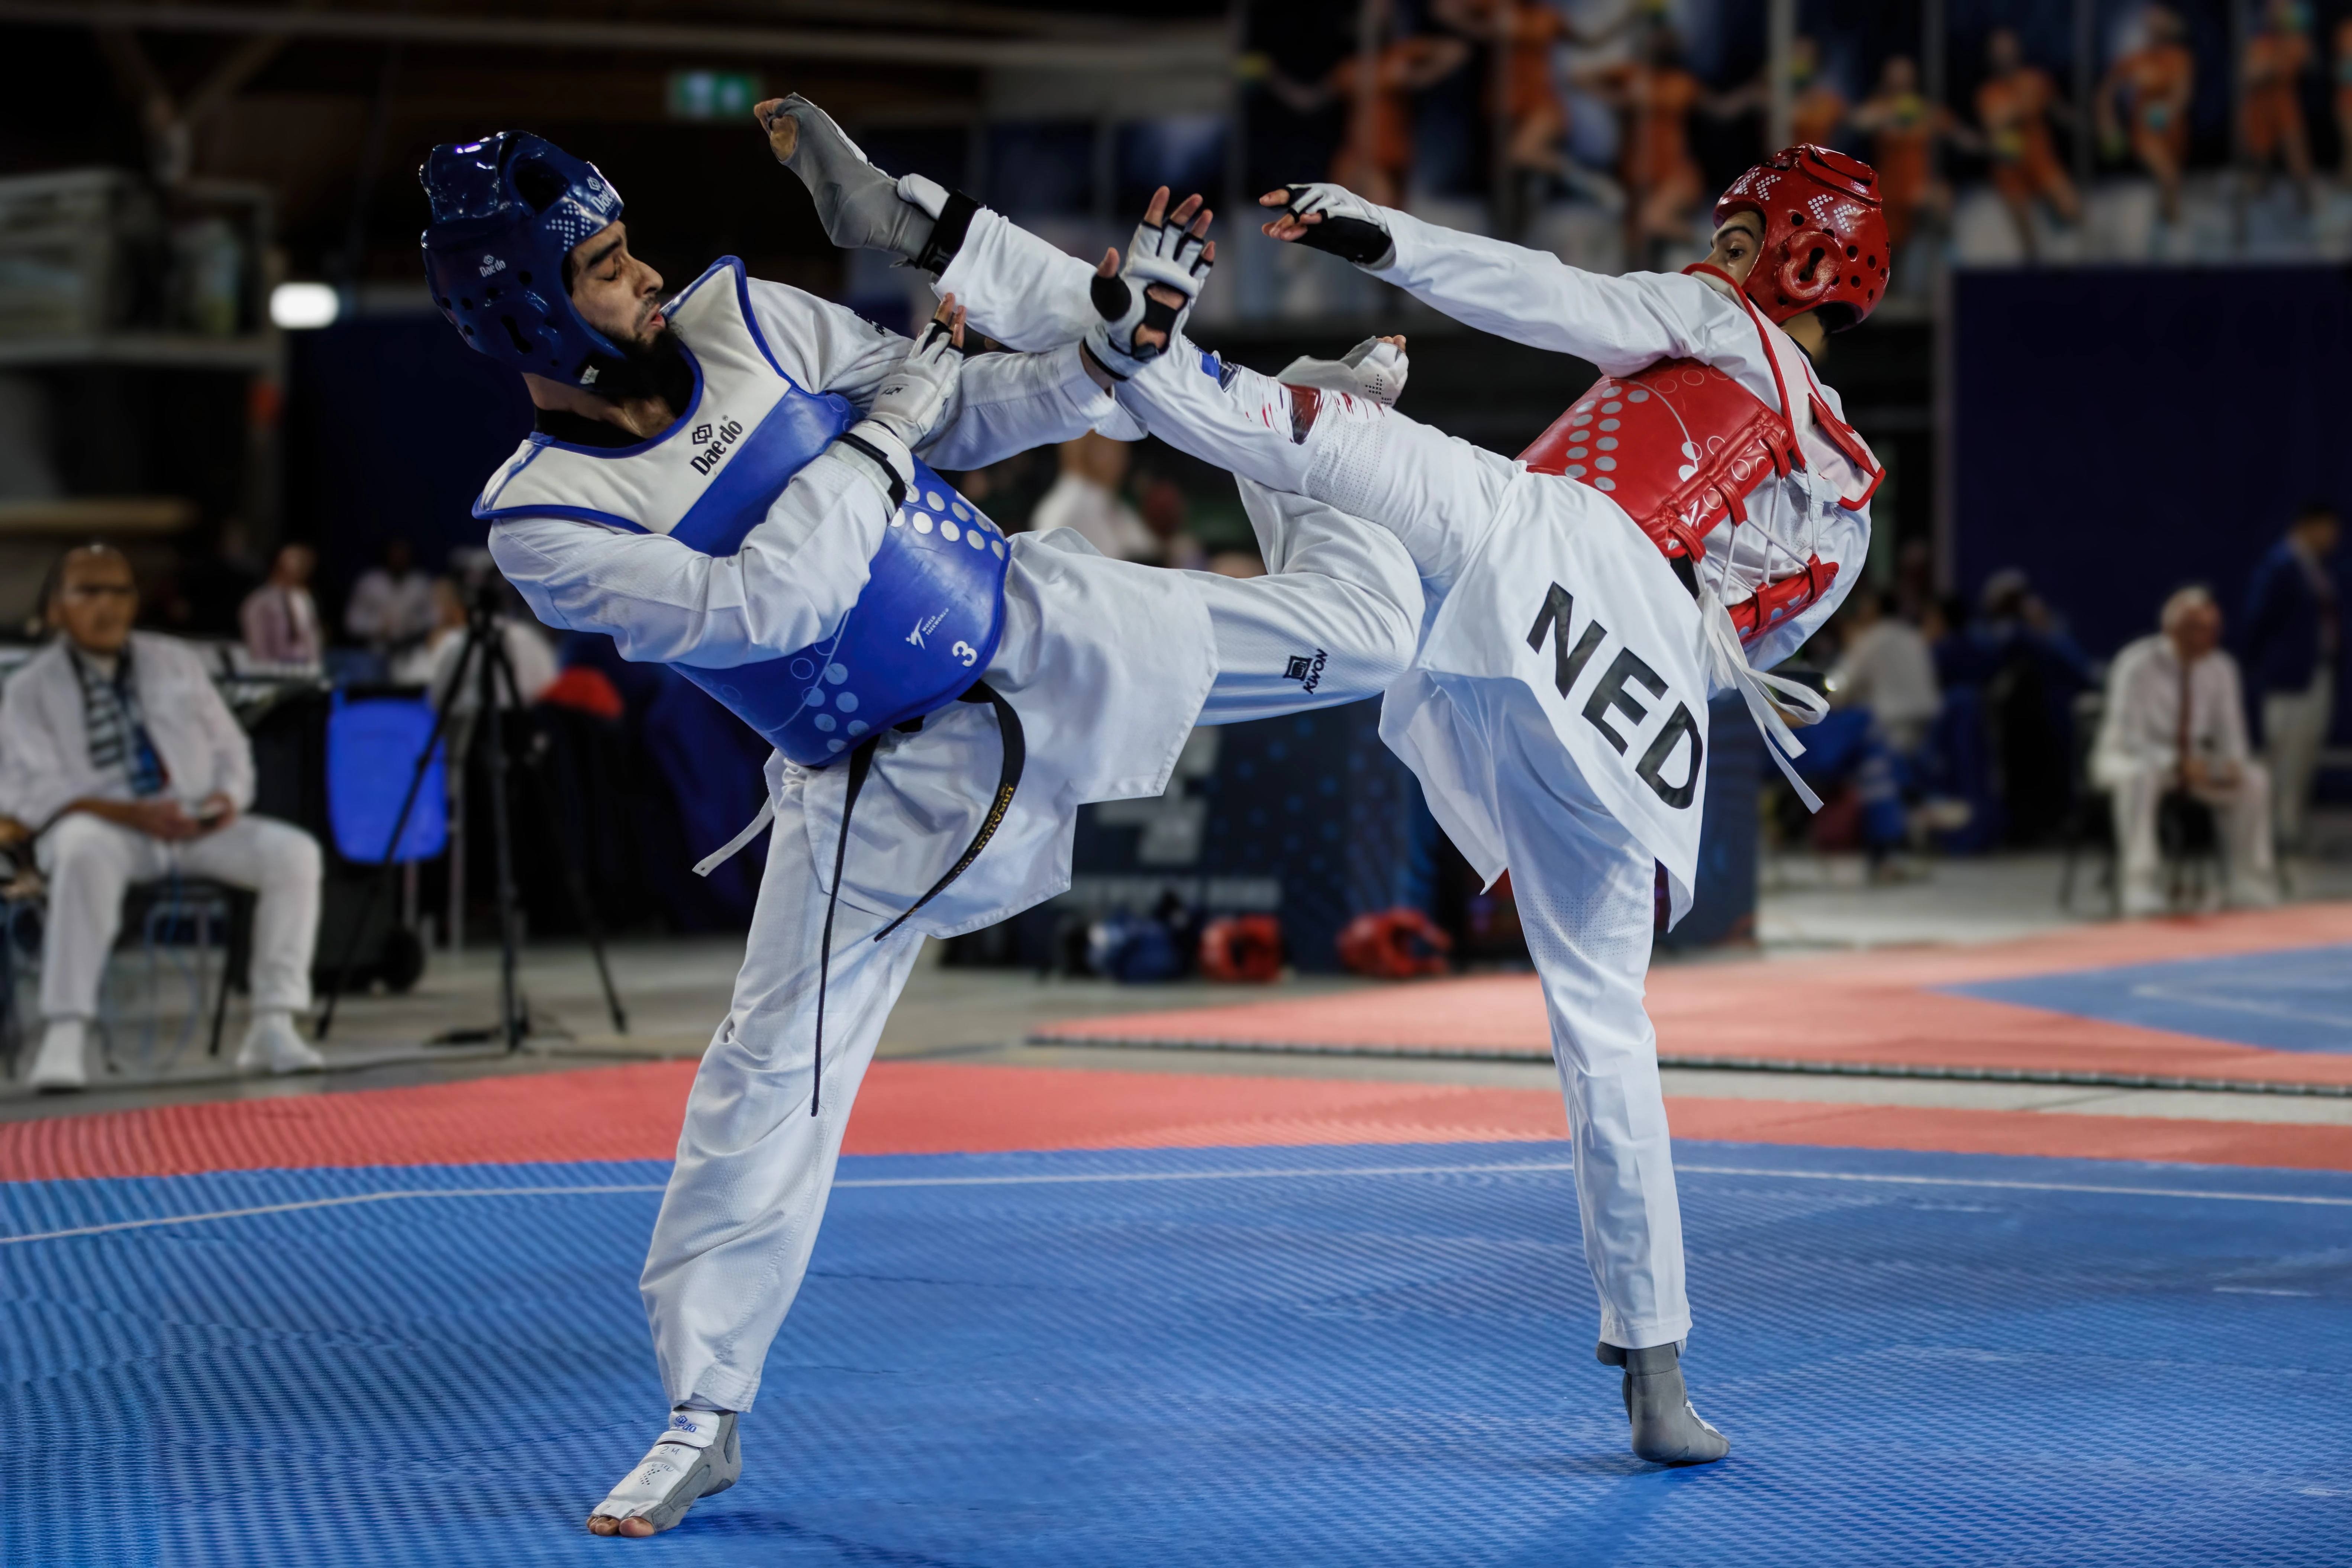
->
[[419, 132, 627, 386]]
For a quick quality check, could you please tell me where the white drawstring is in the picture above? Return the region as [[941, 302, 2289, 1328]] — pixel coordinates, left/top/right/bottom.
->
[[1696, 582, 1829, 812], [693, 798, 775, 877]]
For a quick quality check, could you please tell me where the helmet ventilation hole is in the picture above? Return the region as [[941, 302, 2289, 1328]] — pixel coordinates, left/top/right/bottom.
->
[[513, 159, 570, 214], [499, 315, 533, 355]]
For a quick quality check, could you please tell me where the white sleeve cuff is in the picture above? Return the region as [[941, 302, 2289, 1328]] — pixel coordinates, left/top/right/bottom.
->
[[831, 421, 914, 507]]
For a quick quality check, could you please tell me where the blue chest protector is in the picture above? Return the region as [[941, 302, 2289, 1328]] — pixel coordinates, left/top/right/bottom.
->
[[474, 257, 1009, 769]]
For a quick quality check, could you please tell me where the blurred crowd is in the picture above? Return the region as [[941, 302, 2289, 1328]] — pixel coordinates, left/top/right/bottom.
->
[[1243, 0, 2352, 276], [1785, 502, 2339, 905]]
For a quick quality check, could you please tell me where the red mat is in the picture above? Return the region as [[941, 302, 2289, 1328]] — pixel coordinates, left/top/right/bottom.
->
[[1032, 904, 2352, 1090], [6, 1058, 2352, 1183]]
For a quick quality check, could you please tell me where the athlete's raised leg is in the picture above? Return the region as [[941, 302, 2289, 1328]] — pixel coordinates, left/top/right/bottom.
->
[[1117, 339, 1512, 595]]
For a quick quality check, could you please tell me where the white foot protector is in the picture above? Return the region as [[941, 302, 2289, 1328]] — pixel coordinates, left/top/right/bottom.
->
[[588, 1410, 741, 1536], [28, 1018, 87, 1091], [236, 1010, 325, 1075]]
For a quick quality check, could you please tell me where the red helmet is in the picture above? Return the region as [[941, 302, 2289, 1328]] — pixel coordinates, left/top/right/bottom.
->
[[1711, 145, 1890, 332], [1198, 915, 1284, 983], [1337, 908, 1454, 980]]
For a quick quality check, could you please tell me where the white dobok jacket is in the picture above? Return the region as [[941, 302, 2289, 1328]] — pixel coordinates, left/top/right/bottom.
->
[[488, 241, 1217, 934], [1369, 207, 1872, 672]]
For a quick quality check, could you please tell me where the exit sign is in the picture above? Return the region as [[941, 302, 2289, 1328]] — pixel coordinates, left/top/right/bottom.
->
[[667, 70, 763, 121]]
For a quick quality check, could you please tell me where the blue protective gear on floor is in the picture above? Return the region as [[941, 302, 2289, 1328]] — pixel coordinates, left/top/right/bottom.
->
[[1949, 943, 2352, 1053], [1789, 707, 1909, 851], [5, 1141, 2352, 1566]]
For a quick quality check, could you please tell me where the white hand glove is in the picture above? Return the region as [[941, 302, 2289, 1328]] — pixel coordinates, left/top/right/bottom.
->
[[1275, 183, 1396, 269], [862, 317, 963, 448], [1275, 336, 1409, 407], [1085, 209, 1213, 380]]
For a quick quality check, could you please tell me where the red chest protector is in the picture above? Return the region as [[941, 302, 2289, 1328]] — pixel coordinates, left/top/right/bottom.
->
[[1517, 271, 1879, 643]]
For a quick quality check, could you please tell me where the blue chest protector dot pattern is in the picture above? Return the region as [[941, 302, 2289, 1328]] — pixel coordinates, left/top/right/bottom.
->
[[473, 258, 1009, 768]]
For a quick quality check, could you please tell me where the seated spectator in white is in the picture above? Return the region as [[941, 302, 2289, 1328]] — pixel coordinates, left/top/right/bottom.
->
[[239, 541, 324, 672], [1827, 588, 1942, 753], [2092, 585, 2276, 917], [3, 544, 326, 1090], [1029, 431, 1161, 563], [392, 575, 465, 686], [405, 576, 558, 708], [344, 537, 438, 660]]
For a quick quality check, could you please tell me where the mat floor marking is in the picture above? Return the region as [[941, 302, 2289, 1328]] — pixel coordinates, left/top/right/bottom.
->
[[8, 1141, 2352, 1567], [12, 1156, 2352, 1247]]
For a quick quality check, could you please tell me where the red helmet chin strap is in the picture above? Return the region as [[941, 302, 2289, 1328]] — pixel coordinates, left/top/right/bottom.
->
[[1710, 145, 1891, 331]]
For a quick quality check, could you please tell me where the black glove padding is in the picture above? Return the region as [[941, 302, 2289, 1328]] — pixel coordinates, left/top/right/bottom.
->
[[1085, 210, 1213, 379], [1278, 183, 1397, 269]]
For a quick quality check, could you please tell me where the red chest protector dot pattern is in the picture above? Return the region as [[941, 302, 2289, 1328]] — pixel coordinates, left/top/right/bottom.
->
[[1517, 276, 1880, 646], [1520, 359, 1801, 563]]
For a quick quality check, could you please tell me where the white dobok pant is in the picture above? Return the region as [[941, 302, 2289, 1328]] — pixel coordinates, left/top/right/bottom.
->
[[1113, 351, 1696, 1350], [2093, 754, 2278, 915], [1489, 698, 1690, 1350], [34, 812, 324, 1021], [642, 513, 1422, 1411]]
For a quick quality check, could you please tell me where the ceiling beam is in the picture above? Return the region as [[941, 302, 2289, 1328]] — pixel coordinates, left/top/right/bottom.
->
[[0, 1, 1229, 74]]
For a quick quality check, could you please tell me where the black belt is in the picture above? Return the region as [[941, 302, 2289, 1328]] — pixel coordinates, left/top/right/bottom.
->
[[809, 678, 1024, 1116]]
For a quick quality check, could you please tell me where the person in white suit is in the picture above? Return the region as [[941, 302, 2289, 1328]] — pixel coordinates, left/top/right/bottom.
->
[[3, 544, 324, 1089], [2093, 586, 2276, 915]]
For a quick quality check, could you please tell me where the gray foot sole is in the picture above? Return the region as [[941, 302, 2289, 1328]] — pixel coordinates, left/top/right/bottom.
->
[[775, 94, 930, 259]]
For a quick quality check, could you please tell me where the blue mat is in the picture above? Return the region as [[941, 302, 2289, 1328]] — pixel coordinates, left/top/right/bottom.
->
[[1947, 943, 2352, 1054], [6, 1140, 2352, 1567]]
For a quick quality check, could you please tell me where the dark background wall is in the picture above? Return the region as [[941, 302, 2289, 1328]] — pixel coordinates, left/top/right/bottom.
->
[[1952, 265, 2352, 736], [283, 314, 535, 588]]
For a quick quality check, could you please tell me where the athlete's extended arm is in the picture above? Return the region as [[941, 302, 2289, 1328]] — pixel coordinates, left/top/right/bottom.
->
[[1263, 184, 1712, 376], [745, 278, 1117, 471], [490, 455, 888, 667]]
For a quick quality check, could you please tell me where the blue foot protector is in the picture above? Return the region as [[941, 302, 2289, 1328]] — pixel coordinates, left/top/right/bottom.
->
[[4, 1141, 2351, 1566]]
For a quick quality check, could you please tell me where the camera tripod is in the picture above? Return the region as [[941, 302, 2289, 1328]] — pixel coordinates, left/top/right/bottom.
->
[[314, 584, 626, 1048]]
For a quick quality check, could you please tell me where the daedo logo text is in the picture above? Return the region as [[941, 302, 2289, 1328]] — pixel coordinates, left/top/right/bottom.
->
[[690, 418, 745, 476]]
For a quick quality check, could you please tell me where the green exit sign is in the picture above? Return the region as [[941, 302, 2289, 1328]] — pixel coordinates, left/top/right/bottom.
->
[[667, 70, 763, 122]]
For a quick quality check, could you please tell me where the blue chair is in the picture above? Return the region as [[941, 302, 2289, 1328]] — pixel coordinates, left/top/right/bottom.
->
[[97, 873, 242, 1077]]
